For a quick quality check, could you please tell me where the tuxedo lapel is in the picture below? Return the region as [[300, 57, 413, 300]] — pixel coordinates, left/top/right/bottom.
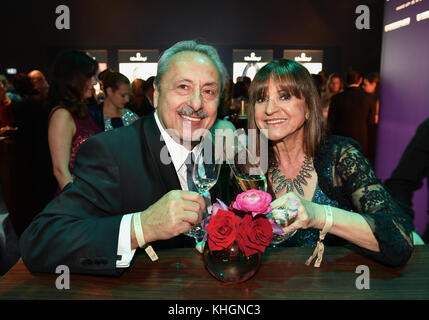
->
[[140, 114, 227, 202], [140, 114, 182, 192], [138, 114, 195, 250]]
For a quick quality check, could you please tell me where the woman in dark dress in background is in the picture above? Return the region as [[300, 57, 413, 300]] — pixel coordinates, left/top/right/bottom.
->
[[48, 51, 102, 193]]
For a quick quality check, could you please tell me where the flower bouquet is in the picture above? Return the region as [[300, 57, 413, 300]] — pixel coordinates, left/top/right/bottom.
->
[[201, 189, 298, 283]]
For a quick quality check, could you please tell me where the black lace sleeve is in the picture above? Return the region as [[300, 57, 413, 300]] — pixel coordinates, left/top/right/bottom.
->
[[334, 141, 414, 266]]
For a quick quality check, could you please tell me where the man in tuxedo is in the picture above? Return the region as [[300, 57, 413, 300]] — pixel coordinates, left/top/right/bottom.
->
[[327, 70, 377, 160], [20, 40, 229, 276]]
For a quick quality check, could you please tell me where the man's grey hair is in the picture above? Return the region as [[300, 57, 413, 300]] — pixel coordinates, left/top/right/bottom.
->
[[155, 40, 228, 95]]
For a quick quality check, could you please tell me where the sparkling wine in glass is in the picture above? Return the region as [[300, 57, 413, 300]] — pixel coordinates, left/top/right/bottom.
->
[[228, 131, 267, 193], [235, 173, 267, 192], [227, 130, 296, 246], [185, 147, 222, 241]]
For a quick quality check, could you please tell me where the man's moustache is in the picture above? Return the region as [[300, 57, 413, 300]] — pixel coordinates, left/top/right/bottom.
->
[[177, 106, 208, 119]]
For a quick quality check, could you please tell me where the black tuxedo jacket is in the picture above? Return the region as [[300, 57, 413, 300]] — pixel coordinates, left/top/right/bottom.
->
[[327, 87, 377, 158], [20, 114, 222, 276]]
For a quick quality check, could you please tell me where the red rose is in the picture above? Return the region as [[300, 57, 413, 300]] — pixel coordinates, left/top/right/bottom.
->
[[206, 210, 241, 251], [237, 214, 274, 257]]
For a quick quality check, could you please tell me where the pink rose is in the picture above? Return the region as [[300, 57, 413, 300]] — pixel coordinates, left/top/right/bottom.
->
[[232, 189, 272, 217]]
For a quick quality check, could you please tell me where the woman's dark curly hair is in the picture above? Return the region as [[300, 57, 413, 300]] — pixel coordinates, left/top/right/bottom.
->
[[49, 50, 98, 119]]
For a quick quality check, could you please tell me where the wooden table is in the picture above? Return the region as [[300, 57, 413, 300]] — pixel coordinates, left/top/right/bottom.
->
[[1, 246, 428, 300]]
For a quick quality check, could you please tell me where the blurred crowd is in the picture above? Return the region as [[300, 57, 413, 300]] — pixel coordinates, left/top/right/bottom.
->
[[0, 67, 381, 153], [0, 53, 158, 236]]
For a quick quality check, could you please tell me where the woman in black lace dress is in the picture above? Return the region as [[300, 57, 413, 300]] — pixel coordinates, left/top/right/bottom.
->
[[248, 59, 414, 267]]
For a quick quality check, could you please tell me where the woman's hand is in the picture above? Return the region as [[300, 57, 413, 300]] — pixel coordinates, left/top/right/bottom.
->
[[270, 192, 325, 234]]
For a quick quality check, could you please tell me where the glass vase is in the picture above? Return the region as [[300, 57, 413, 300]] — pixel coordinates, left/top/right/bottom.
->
[[203, 241, 261, 284]]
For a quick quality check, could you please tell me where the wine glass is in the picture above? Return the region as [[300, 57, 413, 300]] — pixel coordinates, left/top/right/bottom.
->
[[185, 146, 222, 242], [227, 129, 296, 246], [227, 129, 267, 192]]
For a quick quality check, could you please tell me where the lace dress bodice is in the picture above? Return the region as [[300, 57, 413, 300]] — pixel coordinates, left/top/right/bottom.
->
[[276, 135, 414, 267]]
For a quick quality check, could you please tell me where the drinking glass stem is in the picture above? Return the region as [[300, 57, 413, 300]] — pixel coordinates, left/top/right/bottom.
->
[[195, 190, 211, 242], [199, 190, 211, 218]]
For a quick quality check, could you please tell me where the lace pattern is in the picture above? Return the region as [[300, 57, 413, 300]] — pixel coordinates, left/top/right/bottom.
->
[[313, 135, 414, 266], [279, 183, 345, 248]]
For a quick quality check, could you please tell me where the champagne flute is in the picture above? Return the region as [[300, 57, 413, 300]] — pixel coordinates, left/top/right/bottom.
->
[[227, 129, 296, 246], [185, 147, 222, 242], [228, 130, 267, 192]]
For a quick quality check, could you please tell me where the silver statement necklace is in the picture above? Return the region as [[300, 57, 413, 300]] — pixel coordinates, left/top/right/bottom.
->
[[268, 155, 314, 196]]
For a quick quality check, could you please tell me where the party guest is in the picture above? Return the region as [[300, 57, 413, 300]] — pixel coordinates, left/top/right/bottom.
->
[[20, 40, 228, 276], [328, 70, 376, 160], [385, 118, 429, 244], [128, 78, 146, 117], [89, 71, 139, 131], [361, 72, 380, 166], [0, 77, 16, 134], [248, 59, 414, 267], [28, 70, 50, 99], [321, 73, 343, 120], [47, 51, 103, 192]]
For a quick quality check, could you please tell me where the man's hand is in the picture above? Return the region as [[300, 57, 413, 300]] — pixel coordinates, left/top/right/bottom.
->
[[131, 190, 206, 249]]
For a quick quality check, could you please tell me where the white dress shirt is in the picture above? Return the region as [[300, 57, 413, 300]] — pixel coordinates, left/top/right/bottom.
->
[[116, 112, 203, 268]]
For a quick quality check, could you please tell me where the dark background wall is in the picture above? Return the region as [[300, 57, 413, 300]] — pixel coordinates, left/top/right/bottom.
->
[[2, 0, 383, 79]]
